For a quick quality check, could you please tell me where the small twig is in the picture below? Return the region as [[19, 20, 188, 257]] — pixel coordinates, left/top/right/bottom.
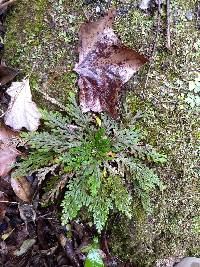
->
[[0, 0, 16, 9], [166, 0, 171, 50], [34, 67, 72, 112], [0, 200, 18, 204], [144, 0, 161, 89], [35, 86, 68, 112]]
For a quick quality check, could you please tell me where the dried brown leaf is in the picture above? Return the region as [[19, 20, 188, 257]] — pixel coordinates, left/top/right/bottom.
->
[[0, 124, 20, 177], [75, 9, 149, 118], [0, 144, 20, 177], [11, 176, 33, 203], [0, 123, 19, 142]]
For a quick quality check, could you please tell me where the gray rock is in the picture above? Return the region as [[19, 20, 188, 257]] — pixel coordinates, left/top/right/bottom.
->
[[175, 257, 200, 267]]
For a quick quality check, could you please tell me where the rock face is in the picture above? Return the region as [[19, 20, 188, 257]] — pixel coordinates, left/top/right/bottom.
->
[[4, 0, 200, 266], [175, 257, 200, 267]]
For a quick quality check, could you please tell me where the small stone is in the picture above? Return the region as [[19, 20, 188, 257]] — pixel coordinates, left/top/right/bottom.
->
[[96, 6, 101, 13], [185, 11, 193, 21], [175, 257, 200, 267]]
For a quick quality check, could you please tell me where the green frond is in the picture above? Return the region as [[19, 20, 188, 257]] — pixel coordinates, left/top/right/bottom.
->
[[13, 93, 166, 231]]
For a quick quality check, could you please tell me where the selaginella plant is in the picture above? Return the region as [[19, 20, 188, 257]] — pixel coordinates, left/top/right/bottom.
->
[[13, 92, 166, 232]]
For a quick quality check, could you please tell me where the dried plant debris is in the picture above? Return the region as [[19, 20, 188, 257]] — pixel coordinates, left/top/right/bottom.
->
[[11, 177, 34, 203], [0, 65, 18, 86], [0, 0, 17, 11], [74, 9, 149, 118], [4, 78, 41, 131]]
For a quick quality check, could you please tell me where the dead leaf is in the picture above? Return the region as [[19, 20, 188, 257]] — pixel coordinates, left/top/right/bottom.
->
[[18, 203, 36, 223], [0, 65, 18, 86], [0, 191, 8, 221], [11, 176, 33, 203], [13, 238, 36, 256], [74, 9, 149, 118], [0, 144, 20, 177], [4, 78, 41, 131], [0, 124, 20, 177], [59, 233, 80, 267], [0, 123, 19, 142]]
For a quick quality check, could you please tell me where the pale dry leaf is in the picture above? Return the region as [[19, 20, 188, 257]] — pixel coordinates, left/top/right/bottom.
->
[[74, 9, 149, 118], [11, 176, 33, 202], [4, 78, 41, 131], [13, 238, 36, 256]]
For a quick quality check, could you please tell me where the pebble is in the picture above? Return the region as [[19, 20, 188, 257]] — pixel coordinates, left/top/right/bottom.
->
[[185, 11, 193, 21], [96, 6, 101, 13], [175, 257, 200, 267]]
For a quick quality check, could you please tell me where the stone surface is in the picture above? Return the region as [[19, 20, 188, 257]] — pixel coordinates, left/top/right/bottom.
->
[[175, 257, 200, 267]]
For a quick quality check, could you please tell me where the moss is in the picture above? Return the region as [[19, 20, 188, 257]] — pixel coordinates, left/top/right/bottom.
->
[[110, 0, 199, 265], [4, 0, 200, 265], [4, 0, 84, 108]]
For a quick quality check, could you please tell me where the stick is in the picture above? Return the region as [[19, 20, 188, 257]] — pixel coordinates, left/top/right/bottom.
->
[[144, 0, 161, 89], [0, 200, 18, 204], [166, 0, 171, 50], [0, 0, 16, 9], [35, 86, 69, 112]]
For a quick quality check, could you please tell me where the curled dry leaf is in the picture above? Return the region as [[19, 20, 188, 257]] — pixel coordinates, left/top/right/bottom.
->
[[74, 9, 149, 118], [0, 65, 18, 86], [11, 176, 33, 203], [0, 124, 20, 177], [4, 78, 41, 131]]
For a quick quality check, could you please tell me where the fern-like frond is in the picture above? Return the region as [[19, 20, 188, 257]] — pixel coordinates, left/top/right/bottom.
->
[[13, 92, 166, 232]]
